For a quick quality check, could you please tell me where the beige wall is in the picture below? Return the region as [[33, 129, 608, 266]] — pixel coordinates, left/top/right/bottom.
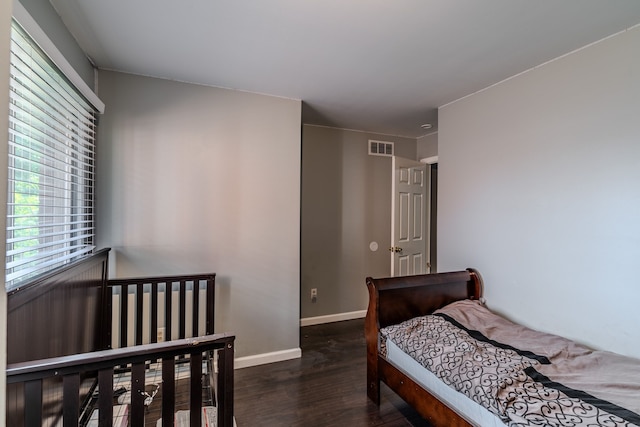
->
[[438, 25, 640, 357], [301, 125, 416, 319], [17, 0, 93, 87], [96, 71, 302, 361], [0, 1, 11, 422], [417, 132, 438, 160]]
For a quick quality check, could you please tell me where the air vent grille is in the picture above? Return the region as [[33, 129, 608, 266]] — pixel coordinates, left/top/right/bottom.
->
[[369, 140, 394, 157]]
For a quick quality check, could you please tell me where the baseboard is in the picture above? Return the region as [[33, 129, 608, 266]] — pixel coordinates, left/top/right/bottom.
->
[[234, 347, 302, 370], [232, 311, 367, 369], [300, 310, 367, 327]]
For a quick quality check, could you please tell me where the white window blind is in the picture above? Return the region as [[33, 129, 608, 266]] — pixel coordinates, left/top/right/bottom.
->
[[6, 20, 97, 290]]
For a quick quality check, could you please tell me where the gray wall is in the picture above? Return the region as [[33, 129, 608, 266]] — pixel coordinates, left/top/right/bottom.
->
[[438, 25, 640, 357], [17, 0, 94, 87], [96, 71, 302, 360], [301, 125, 416, 318], [417, 132, 438, 160]]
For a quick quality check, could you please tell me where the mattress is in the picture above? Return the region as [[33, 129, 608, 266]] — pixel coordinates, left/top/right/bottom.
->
[[381, 300, 640, 427], [385, 337, 506, 427]]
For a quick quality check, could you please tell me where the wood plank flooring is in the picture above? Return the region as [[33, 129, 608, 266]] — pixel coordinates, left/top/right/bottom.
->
[[234, 318, 433, 427]]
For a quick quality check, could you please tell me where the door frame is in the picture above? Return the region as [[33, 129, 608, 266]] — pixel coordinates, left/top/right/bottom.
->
[[420, 156, 438, 273]]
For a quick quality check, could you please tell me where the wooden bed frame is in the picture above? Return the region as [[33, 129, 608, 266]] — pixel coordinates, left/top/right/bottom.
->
[[365, 269, 483, 427]]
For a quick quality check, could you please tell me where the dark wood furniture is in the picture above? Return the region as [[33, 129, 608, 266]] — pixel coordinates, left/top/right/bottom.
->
[[106, 273, 216, 348], [7, 248, 111, 364], [6, 250, 234, 427], [365, 269, 483, 427], [7, 333, 234, 427]]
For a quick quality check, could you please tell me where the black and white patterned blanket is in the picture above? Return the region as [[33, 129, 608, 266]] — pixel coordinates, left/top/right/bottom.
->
[[380, 300, 640, 427]]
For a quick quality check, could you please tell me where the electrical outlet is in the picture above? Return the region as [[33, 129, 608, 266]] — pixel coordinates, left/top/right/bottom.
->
[[310, 288, 317, 303], [157, 327, 165, 343]]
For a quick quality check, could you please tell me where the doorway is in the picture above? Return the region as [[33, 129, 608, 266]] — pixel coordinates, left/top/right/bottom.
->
[[429, 162, 437, 272]]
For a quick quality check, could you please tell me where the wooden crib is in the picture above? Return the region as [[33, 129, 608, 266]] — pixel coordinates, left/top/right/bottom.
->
[[6, 249, 234, 427]]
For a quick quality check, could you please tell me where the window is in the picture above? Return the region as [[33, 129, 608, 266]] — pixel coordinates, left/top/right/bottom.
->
[[6, 21, 98, 290]]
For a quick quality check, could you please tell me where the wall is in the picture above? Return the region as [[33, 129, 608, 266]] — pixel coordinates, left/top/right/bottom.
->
[[17, 0, 93, 87], [0, 1, 12, 422], [301, 125, 416, 320], [96, 71, 302, 363], [417, 132, 438, 160], [438, 26, 640, 357]]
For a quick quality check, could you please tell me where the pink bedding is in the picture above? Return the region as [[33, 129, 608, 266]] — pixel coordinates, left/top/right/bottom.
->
[[380, 299, 640, 426]]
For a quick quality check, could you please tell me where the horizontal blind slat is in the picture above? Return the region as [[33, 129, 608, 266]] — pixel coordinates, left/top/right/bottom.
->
[[7, 224, 94, 241], [7, 245, 95, 270], [7, 233, 95, 259], [6, 246, 95, 282], [6, 20, 97, 290], [10, 31, 95, 121], [9, 115, 95, 164], [9, 70, 95, 135]]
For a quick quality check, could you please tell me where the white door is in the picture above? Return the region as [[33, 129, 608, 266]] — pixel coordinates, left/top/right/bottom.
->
[[391, 156, 429, 276]]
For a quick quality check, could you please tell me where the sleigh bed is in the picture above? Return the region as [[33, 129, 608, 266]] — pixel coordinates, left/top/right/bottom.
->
[[6, 249, 234, 427], [365, 269, 640, 427]]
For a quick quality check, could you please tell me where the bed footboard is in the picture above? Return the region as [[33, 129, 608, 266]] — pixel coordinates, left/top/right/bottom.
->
[[365, 269, 482, 425]]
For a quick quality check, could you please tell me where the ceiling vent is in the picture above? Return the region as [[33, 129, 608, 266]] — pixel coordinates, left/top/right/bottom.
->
[[369, 140, 394, 157]]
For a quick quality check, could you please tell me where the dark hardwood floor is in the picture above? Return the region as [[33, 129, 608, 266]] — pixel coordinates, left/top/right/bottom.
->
[[234, 318, 432, 427]]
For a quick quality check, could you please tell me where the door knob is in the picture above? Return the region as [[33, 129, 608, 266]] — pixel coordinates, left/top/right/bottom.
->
[[388, 246, 403, 253]]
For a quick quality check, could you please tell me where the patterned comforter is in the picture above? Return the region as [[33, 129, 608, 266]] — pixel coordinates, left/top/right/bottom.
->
[[380, 300, 640, 427]]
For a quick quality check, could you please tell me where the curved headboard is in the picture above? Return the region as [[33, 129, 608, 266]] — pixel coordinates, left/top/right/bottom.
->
[[364, 268, 484, 407], [7, 248, 111, 364], [365, 268, 483, 330]]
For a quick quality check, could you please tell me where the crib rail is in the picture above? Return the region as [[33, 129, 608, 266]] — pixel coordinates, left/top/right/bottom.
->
[[7, 333, 235, 427], [106, 274, 216, 349]]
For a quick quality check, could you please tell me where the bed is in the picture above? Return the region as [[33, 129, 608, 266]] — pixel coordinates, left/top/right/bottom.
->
[[365, 269, 640, 427]]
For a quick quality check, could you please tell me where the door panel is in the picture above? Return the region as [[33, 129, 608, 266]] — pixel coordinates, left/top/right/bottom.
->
[[391, 157, 429, 276]]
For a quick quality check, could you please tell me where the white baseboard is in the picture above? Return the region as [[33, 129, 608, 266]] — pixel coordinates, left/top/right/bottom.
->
[[300, 310, 367, 327], [234, 347, 302, 370], [231, 311, 366, 369]]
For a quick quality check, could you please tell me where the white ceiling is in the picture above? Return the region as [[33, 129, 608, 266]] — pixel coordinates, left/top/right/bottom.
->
[[51, 0, 640, 138]]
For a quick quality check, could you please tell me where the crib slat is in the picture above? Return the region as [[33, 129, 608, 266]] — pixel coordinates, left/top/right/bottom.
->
[[165, 282, 172, 341], [192, 280, 200, 336], [179, 280, 186, 338], [206, 277, 215, 334], [190, 352, 203, 427], [98, 368, 114, 427], [162, 356, 176, 427], [120, 285, 128, 348], [136, 283, 144, 345], [63, 374, 80, 427], [218, 342, 235, 427], [131, 362, 146, 426], [24, 380, 42, 427], [151, 282, 159, 343], [102, 272, 113, 350]]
